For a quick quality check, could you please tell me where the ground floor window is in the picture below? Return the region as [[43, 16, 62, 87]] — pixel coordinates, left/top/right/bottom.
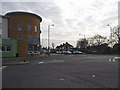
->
[[2, 46, 11, 52], [28, 44, 40, 54], [7, 46, 11, 51], [2, 46, 5, 51]]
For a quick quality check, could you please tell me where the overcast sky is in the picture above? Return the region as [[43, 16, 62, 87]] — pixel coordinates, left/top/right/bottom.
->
[[1, 0, 119, 47]]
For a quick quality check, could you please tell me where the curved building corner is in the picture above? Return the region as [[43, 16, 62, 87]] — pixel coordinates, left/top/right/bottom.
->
[[5, 11, 42, 57]]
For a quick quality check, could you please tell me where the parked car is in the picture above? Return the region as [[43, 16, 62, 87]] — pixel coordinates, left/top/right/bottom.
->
[[66, 51, 72, 54], [62, 51, 66, 54], [62, 51, 72, 54], [56, 51, 62, 54], [73, 51, 82, 54]]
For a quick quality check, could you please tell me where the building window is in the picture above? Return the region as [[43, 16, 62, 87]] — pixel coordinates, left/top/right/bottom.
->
[[28, 44, 32, 53], [18, 34, 22, 41], [2, 46, 11, 52], [35, 26, 37, 32], [9, 24, 12, 31], [18, 24, 22, 30], [34, 45, 37, 53], [28, 24, 31, 31], [2, 46, 5, 51], [7, 46, 11, 51]]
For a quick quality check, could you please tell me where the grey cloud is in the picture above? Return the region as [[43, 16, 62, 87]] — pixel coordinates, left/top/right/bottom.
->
[[2, 2, 63, 24], [65, 18, 77, 26], [92, 0, 105, 9], [101, 16, 118, 26]]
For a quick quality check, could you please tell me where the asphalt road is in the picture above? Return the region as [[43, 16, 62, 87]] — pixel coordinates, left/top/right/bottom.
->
[[2, 54, 119, 88]]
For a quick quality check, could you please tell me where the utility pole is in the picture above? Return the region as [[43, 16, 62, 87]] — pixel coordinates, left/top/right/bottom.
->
[[48, 24, 54, 55], [107, 24, 113, 54]]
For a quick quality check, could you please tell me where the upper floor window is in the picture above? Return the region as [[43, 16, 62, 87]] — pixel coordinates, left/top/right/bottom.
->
[[35, 26, 37, 32], [18, 34, 22, 41], [18, 24, 22, 30], [28, 24, 31, 31], [9, 24, 12, 31]]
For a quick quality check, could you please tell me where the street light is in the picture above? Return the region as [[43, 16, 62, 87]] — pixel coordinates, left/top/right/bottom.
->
[[48, 24, 54, 55], [107, 24, 114, 54], [107, 24, 113, 40]]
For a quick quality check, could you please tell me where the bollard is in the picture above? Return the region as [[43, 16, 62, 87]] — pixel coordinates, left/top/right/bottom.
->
[[24, 54, 26, 62]]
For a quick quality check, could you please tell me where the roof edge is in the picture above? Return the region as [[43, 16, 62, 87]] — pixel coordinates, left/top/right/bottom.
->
[[5, 11, 42, 22]]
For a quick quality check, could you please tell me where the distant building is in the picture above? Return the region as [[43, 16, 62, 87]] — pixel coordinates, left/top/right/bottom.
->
[[0, 15, 17, 57], [56, 42, 73, 51], [0, 15, 8, 38], [5, 11, 42, 57]]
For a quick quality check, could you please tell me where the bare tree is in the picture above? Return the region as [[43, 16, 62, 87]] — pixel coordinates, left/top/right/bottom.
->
[[76, 38, 88, 51], [113, 26, 120, 44], [91, 34, 107, 46]]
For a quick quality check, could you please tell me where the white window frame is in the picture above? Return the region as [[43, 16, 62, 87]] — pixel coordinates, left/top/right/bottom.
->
[[18, 24, 22, 30], [18, 34, 22, 41]]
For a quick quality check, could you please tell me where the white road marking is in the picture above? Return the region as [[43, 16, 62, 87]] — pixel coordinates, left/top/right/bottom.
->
[[108, 57, 119, 62], [59, 78, 64, 81], [113, 57, 120, 60], [38, 61, 44, 64], [92, 74, 95, 78], [113, 59, 116, 62], [54, 60, 64, 63], [38, 60, 64, 64], [0, 66, 7, 70], [109, 59, 111, 62]]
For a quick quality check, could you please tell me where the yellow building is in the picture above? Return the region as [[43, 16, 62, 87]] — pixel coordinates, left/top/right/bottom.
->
[[5, 11, 42, 57]]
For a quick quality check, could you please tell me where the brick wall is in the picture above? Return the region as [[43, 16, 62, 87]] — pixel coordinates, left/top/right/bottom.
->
[[7, 13, 42, 56]]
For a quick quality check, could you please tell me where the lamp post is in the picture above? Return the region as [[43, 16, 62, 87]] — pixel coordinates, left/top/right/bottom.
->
[[48, 24, 54, 55], [107, 24, 113, 43]]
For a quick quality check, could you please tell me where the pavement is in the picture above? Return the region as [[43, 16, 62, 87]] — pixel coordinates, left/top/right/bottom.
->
[[2, 54, 49, 66]]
